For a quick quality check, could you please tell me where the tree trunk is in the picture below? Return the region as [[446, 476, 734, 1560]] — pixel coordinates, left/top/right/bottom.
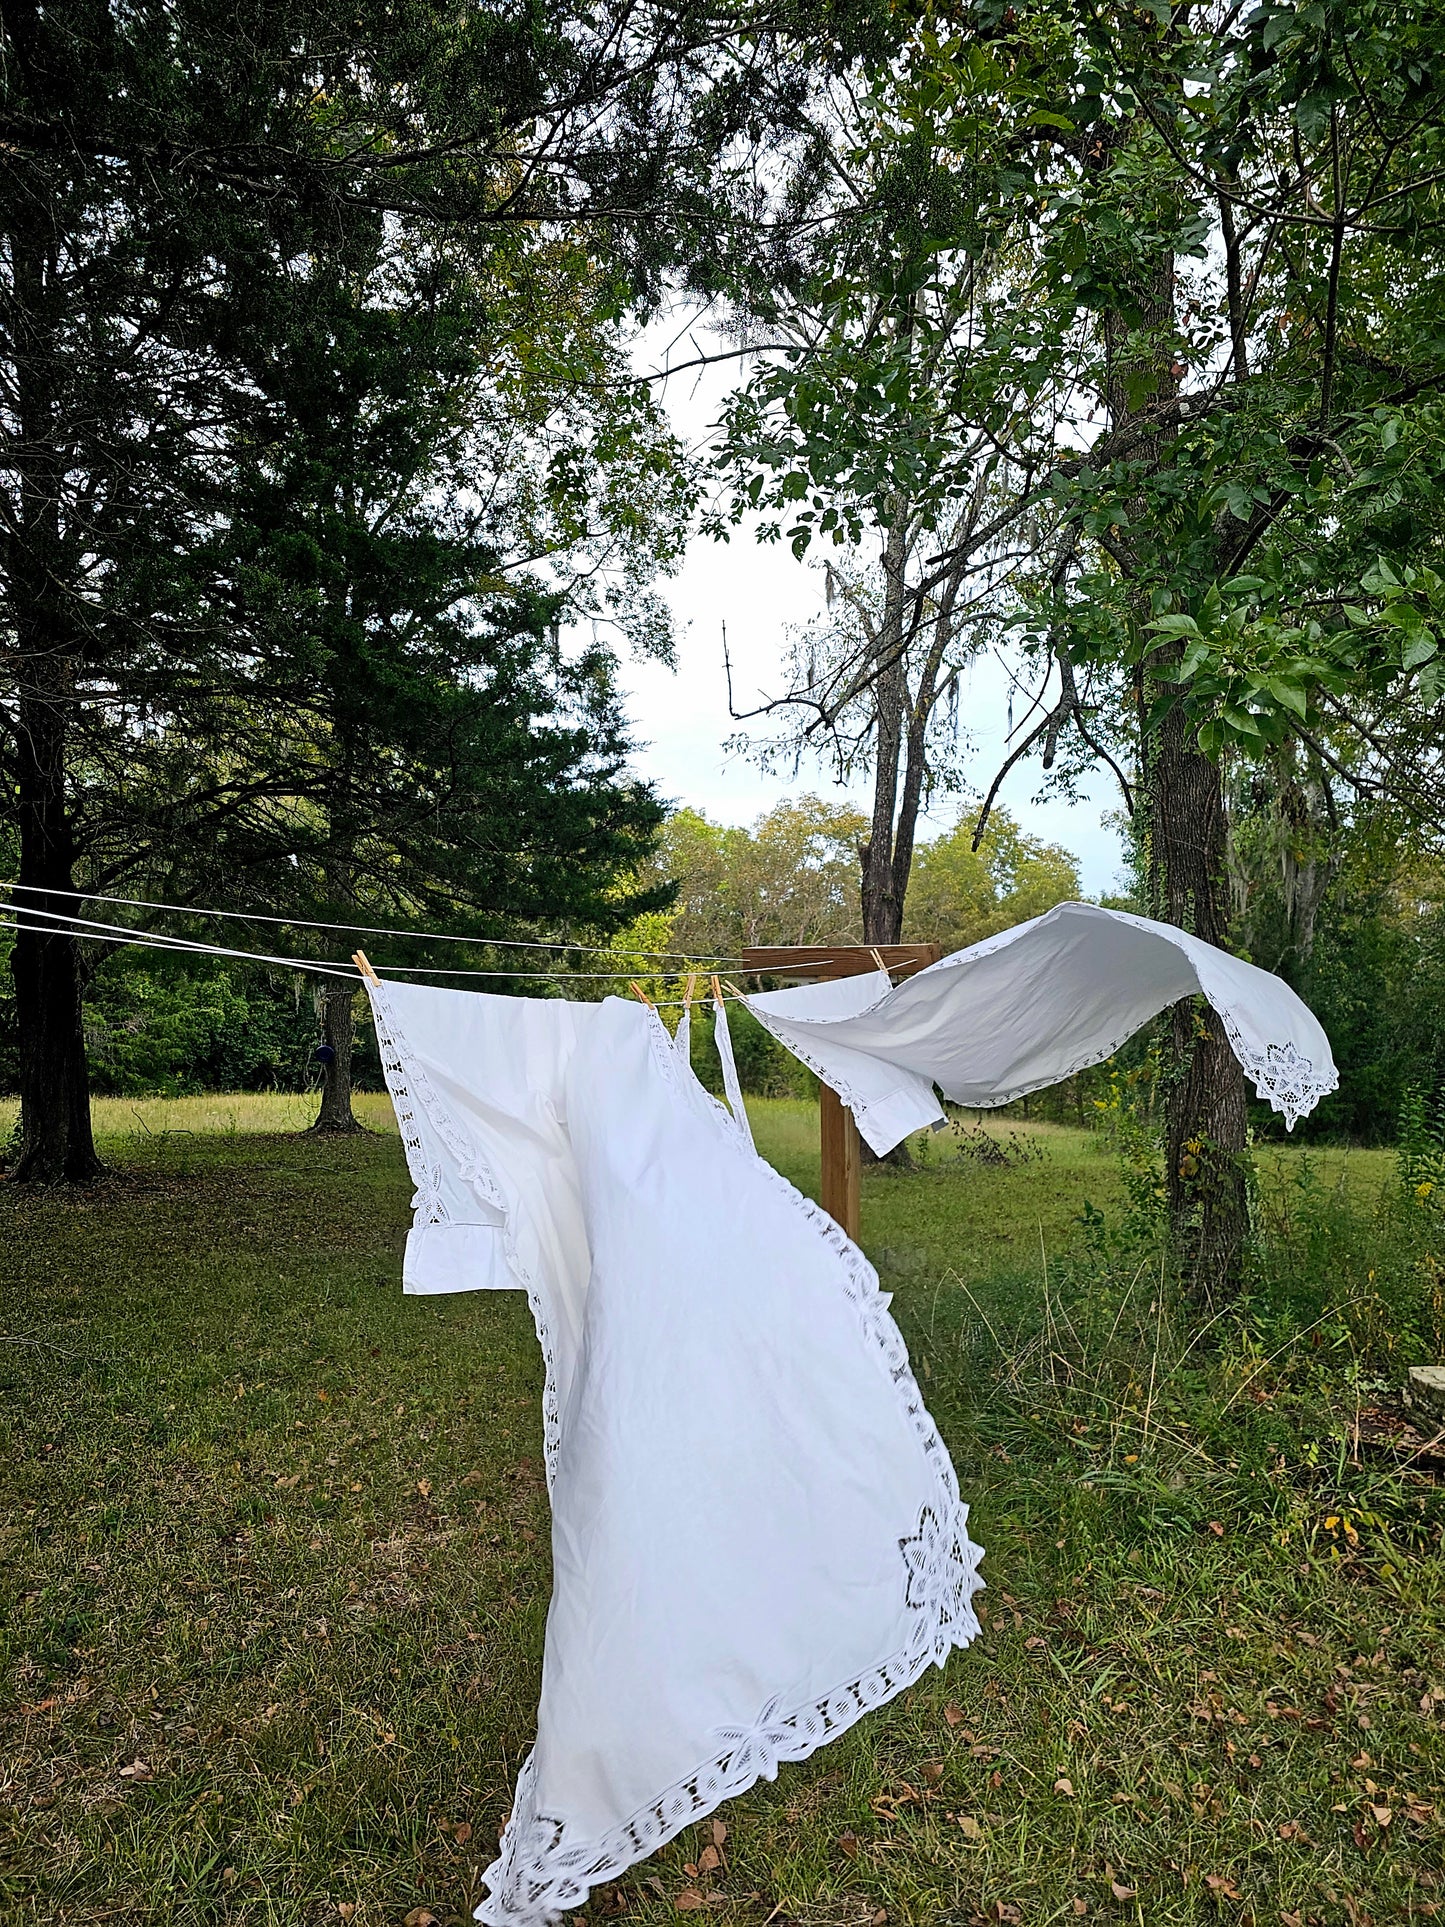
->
[[7, 214, 102, 1184], [1146, 697, 1249, 1304], [10, 689, 102, 1183], [1092, 180, 1250, 1295], [309, 980, 363, 1133], [860, 503, 912, 944]]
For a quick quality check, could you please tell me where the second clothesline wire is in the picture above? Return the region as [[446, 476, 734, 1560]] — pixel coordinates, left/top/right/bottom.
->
[[0, 897, 806, 1006], [1, 882, 736, 964]]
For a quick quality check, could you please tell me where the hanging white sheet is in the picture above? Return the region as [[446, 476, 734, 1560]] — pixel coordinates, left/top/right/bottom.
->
[[366, 979, 984, 1926], [742, 901, 1338, 1155]]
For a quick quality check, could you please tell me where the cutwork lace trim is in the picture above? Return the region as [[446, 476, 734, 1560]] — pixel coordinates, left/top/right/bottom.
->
[[744, 1005, 873, 1117], [476, 1008, 984, 1927], [366, 984, 564, 1489], [1212, 1019, 1338, 1129]]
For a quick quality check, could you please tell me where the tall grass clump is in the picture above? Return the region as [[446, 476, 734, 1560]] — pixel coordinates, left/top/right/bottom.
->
[[905, 1085, 1445, 1583]]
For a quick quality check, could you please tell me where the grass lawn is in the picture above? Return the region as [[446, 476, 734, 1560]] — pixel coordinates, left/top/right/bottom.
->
[[1, 1096, 1441, 1927]]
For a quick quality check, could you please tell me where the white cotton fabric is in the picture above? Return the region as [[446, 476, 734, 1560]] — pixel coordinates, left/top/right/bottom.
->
[[743, 901, 1338, 1155], [366, 980, 984, 1927]]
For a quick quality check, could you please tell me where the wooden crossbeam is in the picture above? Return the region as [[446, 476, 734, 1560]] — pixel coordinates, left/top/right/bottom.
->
[[739, 942, 940, 1238]]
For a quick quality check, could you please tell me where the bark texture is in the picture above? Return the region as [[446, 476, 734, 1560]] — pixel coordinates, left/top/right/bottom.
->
[[859, 504, 912, 946], [1100, 146, 1250, 1299], [7, 219, 101, 1183], [1146, 699, 1250, 1304], [309, 981, 363, 1133]]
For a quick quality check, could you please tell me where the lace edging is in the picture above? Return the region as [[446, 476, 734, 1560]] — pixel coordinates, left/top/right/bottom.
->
[[742, 1005, 872, 1117], [476, 1009, 984, 1927], [1212, 1014, 1338, 1129], [367, 984, 564, 1490]]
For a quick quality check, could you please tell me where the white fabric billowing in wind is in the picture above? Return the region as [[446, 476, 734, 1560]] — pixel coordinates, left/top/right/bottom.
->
[[744, 901, 1338, 1156], [366, 980, 983, 1927]]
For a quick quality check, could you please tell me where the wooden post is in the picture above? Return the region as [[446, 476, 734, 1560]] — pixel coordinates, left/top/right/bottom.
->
[[739, 941, 941, 1239], [819, 1080, 861, 1242]]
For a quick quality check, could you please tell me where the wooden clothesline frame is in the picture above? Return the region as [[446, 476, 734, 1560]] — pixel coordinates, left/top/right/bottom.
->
[[739, 944, 941, 1240]]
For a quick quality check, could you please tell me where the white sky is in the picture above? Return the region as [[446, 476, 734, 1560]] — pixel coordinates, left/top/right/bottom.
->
[[611, 319, 1128, 898]]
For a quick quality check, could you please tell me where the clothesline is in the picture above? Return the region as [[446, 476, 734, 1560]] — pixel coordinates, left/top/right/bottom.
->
[[2, 880, 739, 964], [0, 904, 752, 1003], [0, 913, 359, 979]]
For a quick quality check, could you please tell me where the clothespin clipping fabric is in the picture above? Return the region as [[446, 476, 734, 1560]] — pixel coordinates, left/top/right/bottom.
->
[[353, 950, 380, 984], [629, 980, 653, 1007]]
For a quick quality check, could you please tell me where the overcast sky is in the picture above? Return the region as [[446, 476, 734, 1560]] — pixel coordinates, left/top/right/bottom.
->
[[611, 318, 1128, 898]]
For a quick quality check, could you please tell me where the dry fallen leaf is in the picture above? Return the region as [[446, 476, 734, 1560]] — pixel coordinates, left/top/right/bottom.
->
[[838, 1832, 860, 1859], [453, 1822, 472, 1847], [403, 1909, 441, 1927], [1205, 1875, 1241, 1899], [871, 1912, 887, 1927], [336, 1907, 355, 1923], [1369, 1804, 1393, 1827], [1277, 1821, 1309, 1842], [1071, 1904, 1089, 1918], [710, 1819, 728, 1850], [416, 1479, 432, 1499], [119, 1759, 153, 1782], [675, 1889, 707, 1912], [958, 1815, 983, 1841], [1110, 1883, 1137, 1901], [922, 1760, 944, 1784], [1054, 1777, 1075, 1798], [943, 1704, 967, 1728], [697, 1845, 721, 1874]]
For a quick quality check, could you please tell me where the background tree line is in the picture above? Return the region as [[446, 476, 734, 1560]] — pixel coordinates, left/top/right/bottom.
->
[[13, 775, 1445, 1150]]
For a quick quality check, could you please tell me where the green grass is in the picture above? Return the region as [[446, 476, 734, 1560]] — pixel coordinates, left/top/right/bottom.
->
[[1, 1100, 1441, 1927]]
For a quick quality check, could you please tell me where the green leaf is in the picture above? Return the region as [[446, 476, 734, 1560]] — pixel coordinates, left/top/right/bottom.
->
[[1403, 633, 1438, 672], [1264, 677, 1308, 718]]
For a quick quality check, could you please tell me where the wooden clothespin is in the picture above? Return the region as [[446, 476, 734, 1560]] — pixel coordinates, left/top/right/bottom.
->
[[869, 947, 889, 977], [683, 972, 697, 1012], [353, 949, 380, 984], [628, 979, 653, 1007], [711, 973, 725, 1005]]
